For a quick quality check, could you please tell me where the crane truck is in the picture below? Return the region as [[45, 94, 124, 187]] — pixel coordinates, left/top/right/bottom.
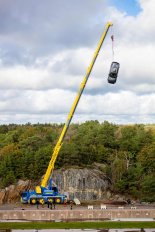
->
[[21, 22, 114, 204]]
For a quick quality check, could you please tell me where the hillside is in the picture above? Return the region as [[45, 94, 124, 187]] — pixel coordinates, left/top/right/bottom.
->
[[0, 121, 155, 202]]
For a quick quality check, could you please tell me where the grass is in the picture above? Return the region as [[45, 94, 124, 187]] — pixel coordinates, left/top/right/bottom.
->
[[0, 221, 155, 229]]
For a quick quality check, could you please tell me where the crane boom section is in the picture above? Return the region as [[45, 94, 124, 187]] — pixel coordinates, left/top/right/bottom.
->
[[41, 22, 113, 188]]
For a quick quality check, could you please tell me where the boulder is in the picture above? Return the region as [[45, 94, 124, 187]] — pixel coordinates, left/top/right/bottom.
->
[[0, 189, 6, 204], [0, 180, 31, 204]]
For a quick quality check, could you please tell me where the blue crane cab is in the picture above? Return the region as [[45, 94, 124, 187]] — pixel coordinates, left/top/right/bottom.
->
[[21, 179, 67, 204]]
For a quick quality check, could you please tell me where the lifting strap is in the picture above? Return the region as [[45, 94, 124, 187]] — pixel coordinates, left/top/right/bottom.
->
[[111, 34, 114, 61]]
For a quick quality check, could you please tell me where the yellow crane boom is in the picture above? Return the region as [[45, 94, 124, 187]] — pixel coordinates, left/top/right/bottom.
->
[[39, 22, 113, 190]]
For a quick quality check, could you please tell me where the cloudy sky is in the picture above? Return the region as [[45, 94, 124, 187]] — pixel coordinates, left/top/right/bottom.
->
[[0, 0, 155, 125]]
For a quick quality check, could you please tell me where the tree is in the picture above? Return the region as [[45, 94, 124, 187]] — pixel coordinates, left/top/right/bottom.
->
[[1, 171, 16, 187], [98, 121, 118, 149], [0, 125, 8, 134], [137, 142, 155, 173], [141, 175, 155, 202]]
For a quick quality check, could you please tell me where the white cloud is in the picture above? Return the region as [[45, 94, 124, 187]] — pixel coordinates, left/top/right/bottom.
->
[[0, 0, 155, 124], [0, 89, 155, 124]]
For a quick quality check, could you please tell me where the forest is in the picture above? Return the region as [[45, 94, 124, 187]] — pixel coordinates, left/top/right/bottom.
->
[[0, 121, 155, 202]]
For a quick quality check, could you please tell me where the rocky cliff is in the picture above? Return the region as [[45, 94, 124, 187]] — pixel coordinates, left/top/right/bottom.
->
[[0, 168, 111, 203], [52, 168, 111, 201]]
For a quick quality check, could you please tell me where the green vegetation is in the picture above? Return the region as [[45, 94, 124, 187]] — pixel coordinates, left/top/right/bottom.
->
[[0, 121, 155, 202], [0, 221, 155, 229]]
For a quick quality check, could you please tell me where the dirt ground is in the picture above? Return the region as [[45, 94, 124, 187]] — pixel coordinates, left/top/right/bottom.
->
[[0, 201, 155, 211]]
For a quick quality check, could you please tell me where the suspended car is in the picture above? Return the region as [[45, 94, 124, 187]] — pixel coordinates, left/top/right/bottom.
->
[[108, 62, 120, 84]]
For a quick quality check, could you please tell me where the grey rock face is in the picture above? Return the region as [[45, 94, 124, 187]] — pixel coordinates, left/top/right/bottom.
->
[[52, 168, 111, 201], [0, 168, 111, 203]]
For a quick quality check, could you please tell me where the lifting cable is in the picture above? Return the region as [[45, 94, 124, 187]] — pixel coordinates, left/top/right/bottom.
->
[[111, 26, 115, 61]]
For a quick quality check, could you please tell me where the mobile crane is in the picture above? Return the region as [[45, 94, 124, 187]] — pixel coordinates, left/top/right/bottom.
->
[[21, 22, 114, 204]]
